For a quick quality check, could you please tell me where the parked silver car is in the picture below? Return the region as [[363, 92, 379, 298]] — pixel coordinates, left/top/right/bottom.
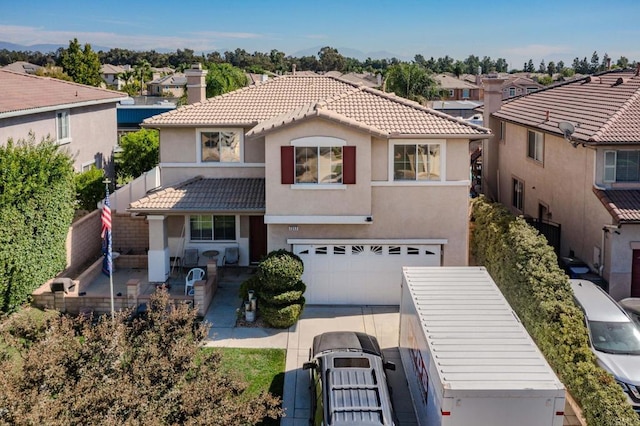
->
[[570, 279, 640, 413]]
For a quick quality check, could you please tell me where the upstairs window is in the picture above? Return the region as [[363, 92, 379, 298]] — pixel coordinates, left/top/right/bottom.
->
[[393, 143, 441, 181], [56, 110, 70, 144], [200, 130, 240, 162], [508, 87, 516, 97], [604, 150, 640, 182], [295, 146, 343, 183], [527, 130, 544, 163], [281, 137, 355, 185]]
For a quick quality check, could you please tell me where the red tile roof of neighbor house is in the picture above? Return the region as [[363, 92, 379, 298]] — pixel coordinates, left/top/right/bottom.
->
[[129, 177, 265, 213], [593, 188, 640, 223], [0, 69, 126, 117], [143, 74, 490, 138], [493, 69, 640, 144]]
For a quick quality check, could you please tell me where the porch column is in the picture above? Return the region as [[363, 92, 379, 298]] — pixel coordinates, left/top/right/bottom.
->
[[147, 215, 169, 282]]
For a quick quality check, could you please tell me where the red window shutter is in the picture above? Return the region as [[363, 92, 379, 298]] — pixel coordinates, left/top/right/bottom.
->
[[281, 146, 294, 184], [343, 146, 356, 184]]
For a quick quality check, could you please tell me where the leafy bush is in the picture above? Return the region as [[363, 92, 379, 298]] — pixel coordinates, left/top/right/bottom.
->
[[115, 129, 159, 181], [0, 290, 283, 424], [260, 300, 305, 329], [240, 250, 306, 328], [0, 134, 75, 312], [471, 196, 640, 425], [257, 251, 304, 291], [74, 166, 105, 210]]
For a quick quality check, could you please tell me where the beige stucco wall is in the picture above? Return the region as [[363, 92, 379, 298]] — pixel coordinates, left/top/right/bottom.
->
[[497, 122, 637, 298], [264, 118, 372, 216], [157, 126, 265, 186], [0, 103, 118, 174]]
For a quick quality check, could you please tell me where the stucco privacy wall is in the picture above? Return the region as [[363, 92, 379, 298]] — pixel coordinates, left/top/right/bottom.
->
[[112, 213, 149, 253], [65, 210, 102, 277]]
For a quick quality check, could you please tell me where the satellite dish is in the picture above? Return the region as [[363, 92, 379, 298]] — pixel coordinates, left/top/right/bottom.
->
[[558, 121, 575, 139]]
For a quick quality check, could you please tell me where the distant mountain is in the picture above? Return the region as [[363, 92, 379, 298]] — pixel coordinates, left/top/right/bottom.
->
[[0, 40, 406, 61], [0, 41, 112, 53], [292, 46, 408, 61]]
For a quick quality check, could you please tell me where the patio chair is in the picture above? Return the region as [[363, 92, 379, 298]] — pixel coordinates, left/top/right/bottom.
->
[[222, 246, 239, 275], [185, 267, 205, 295], [183, 248, 199, 270]]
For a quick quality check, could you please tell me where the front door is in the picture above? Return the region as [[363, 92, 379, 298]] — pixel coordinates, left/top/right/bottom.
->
[[632, 250, 640, 297], [249, 216, 267, 264]]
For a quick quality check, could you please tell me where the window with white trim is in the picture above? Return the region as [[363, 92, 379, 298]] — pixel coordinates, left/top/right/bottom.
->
[[508, 87, 516, 97], [604, 150, 640, 182], [527, 130, 544, 163], [56, 110, 70, 144], [512, 178, 524, 211], [199, 130, 241, 163], [295, 146, 343, 183], [189, 215, 236, 241], [448, 89, 455, 98], [392, 142, 442, 181]]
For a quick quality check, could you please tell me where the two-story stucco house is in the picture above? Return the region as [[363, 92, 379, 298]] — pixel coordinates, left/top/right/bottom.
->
[[0, 69, 126, 175], [482, 69, 640, 300], [132, 65, 490, 305]]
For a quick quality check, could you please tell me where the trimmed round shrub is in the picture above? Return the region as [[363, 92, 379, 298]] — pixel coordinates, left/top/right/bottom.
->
[[260, 298, 305, 328], [238, 275, 261, 301], [257, 280, 306, 306], [258, 251, 304, 291]]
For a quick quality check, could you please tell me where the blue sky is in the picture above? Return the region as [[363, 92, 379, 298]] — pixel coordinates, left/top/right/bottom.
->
[[1, 0, 638, 69]]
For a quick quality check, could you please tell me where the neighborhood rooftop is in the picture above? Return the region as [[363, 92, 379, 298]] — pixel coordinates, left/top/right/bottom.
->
[[493, 69, 640, 144], [143, 74, 490, 137], [0, 69, 126, 117]]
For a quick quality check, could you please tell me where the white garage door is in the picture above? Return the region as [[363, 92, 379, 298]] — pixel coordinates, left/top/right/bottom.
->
[[292, 242, 441, 305]]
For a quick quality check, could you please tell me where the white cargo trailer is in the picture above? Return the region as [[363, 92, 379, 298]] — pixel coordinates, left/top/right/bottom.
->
[[399, 267, 566, 426]]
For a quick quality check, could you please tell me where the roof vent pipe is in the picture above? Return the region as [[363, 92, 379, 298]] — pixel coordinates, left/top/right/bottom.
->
[[292, 63, 297, 75]]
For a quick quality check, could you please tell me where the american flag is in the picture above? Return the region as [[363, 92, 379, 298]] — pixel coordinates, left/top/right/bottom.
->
[[101, 196, 112, 276]]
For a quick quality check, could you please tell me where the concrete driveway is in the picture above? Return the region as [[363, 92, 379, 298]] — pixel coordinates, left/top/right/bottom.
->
[[203, 272, 417, 425]]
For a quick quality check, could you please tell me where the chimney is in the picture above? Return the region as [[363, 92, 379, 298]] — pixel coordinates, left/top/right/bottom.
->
[[481, 76, 505, 201], [376, 73, 382, 87], [261, 74, 268, 83], [606, 57, 612, 70], [292, 63, 297, 75], [185, 63, 208, 104]]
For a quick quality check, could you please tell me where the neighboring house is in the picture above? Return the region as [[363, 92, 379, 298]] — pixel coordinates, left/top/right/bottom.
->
[[132, 65, 490, 304], [430, 99, 483, 120], [146, 73, 186, 97], [501, 75, 544, 99], [324, 71, 382, 88], [101, 64, 129, 90], [1, 61, 42, 74], [117, 98, 176, 136], [434, 74, 482, 101], [482, 69, 640, 300], [0, 69, 127, 175]]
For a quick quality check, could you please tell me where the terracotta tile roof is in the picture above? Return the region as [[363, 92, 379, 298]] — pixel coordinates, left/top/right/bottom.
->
[[144, 75, 489, 138], [1, 61, 41, 74], [100, 64, 125, 75], [435, 74, 479, 90], [493, 70, 640, 144], [594, 188, 640, 223], [501, 76, 544, 90], [128, 177, 265, 213], [0, 69, 126, 117]]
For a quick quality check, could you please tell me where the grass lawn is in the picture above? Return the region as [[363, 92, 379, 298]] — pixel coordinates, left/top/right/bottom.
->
[[204, 347, 286, 400]]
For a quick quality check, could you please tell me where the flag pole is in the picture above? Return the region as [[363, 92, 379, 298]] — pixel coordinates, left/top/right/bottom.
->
[[103, 179, 115, 320]]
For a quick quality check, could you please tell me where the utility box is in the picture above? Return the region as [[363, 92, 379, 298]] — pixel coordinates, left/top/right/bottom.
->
[[399, 267, 566, 426]]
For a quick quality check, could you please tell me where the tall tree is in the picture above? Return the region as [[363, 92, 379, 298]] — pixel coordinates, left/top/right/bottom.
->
[[547, 61, 556, 76], [205, 63, 248, 98], [318, 46, 345, 72], [538, 60, 546, 73], [617, 56, 630, 69], [59, 38, 102, 86], [526, 59, 535, 73], [590, 51, 600, 73], [116, 129, 159, 180], [383, 63, 439, 104]]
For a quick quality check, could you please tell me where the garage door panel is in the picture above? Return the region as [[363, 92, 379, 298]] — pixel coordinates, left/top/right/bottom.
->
[[297, 243, 441, 305]]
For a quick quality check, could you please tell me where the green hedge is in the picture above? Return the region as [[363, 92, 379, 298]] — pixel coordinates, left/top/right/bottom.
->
[[0, 136, 75, 312], [471, 197, 639, 425]]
